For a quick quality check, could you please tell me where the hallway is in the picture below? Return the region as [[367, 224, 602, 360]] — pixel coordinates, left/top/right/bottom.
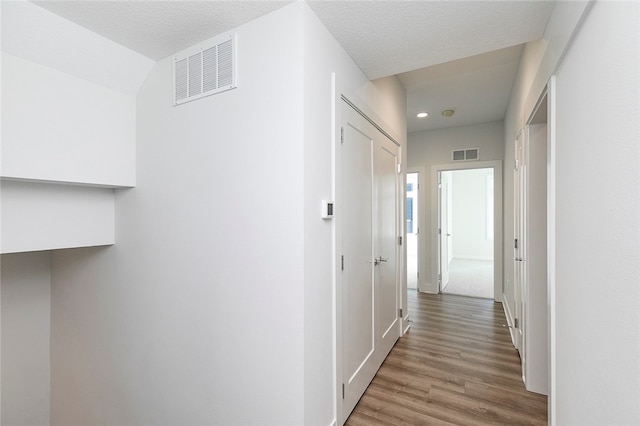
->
[[345, 292, 547, 425]]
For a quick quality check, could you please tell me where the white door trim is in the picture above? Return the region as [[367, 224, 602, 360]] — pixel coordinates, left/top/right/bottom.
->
[[430, 161, 503, 301]]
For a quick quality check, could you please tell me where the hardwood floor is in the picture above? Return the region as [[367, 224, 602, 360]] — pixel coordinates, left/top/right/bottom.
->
[[345, 292, 547, 426]]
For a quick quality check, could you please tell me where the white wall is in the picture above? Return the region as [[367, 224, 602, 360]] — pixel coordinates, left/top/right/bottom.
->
[[1, 181, 114, 254], [50, 5, 305, 424], [1, 52, 136, 186], [451, 168, 493, 260], [408, 121, 503, 292], [47, 4, 406, 425], [502, 0, 590, 341], [553, 1, 640, 423], [1, 252, 51, 426], [301, 6, 407, 423], [1, 0, 153, 186], [1, 0, 154, 253]]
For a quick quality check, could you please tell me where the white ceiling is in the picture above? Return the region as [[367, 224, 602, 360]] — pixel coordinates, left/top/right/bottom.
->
[[399, 44, 524, 133], [32, 0, 556, 133]]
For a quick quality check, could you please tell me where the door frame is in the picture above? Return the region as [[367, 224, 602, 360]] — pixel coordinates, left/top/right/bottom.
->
[[430, 161, 503, 301]]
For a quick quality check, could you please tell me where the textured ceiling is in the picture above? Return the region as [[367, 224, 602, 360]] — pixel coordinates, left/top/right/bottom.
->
[[306, 1, 554, 80], [30, 0, 556, 133]]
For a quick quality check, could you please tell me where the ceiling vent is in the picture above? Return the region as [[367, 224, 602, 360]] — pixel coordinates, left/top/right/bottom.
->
[[452, 148, 479, 161], [173, 33, 237, 106]]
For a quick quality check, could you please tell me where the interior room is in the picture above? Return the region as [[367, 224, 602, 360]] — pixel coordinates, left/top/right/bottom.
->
[[1, 1, 638, 425]]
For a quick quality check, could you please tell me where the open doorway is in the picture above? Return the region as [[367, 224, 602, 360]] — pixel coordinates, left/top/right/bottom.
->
[[431, 160, 503, 301], [438, 168, 494, 298], [406, 172, 419, 290]]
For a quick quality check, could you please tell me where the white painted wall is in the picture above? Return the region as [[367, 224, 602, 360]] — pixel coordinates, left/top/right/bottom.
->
[[0, 0, 153, 186], [502, 0, 590, 340], [1, 252, 51, 426], [0, 181, 114, 254], [50, 5, 304, 424], [503, 0, 639, 423], [451, 168, 493, 260], [1, 53, 136, 186], [407, 121, 503, 292], [553, 1, 639, 423], [0, 0, 153, 253], [48, 4, 406, 425]]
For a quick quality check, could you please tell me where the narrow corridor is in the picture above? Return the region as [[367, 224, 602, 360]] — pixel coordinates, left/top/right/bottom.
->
[[346, 292, 546, 425]]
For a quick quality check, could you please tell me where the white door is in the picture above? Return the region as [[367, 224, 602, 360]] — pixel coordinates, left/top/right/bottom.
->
[[514, 130, 526, 354], [438, 172, 452, 291], [374, 136, 400, 367], [340, 102, 400, 422]]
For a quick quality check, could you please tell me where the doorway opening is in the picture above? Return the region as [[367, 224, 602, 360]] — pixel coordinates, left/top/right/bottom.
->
[[406, 172, 419, 290], [431, 161, 503, 301], [438, 168, 494, 298]]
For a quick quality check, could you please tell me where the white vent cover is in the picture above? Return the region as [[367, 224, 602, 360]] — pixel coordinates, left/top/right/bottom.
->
[[173, 33, 237, 106], [452, 148, 479, 161]]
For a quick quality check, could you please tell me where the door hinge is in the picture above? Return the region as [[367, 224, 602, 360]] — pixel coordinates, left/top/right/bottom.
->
[[417, 271, 419, 278], [342, 383, 345, 399], [514, 238, 518, 249], [514, 318, 519, 329], [399, 308, 403, 318], [340, 127, 344, 144], [438, 273, 442, 283], [397, 163, 402, 174], [438, 228, 442, 235], [341, 255, 344, 271], [398, 236, 402, 245]]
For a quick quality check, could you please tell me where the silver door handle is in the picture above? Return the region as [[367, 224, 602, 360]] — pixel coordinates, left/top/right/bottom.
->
[[374, 256, 389, 266]]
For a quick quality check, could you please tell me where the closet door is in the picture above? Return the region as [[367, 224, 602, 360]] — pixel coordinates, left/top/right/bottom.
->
[[340, 100, 400, 423]]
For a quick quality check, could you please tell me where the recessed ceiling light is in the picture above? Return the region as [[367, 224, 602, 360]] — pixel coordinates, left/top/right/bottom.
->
[[441, 109, 455, 117], [416, 112, 428, 118]]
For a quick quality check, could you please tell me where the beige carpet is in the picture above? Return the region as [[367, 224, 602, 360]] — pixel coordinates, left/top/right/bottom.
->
[[442, 258, 493, 299]]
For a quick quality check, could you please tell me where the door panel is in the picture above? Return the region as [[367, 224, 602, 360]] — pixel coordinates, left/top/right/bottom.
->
[[341, 113, 375, 417], [375, 141, 400, 362]]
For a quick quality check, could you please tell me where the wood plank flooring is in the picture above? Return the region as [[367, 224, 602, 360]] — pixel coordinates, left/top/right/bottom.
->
[[345, 292, 547, 426]]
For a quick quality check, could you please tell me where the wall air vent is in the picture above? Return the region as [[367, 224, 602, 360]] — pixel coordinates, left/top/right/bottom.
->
[[452, 148, 480, 161], [173, 33, 237, 106]]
